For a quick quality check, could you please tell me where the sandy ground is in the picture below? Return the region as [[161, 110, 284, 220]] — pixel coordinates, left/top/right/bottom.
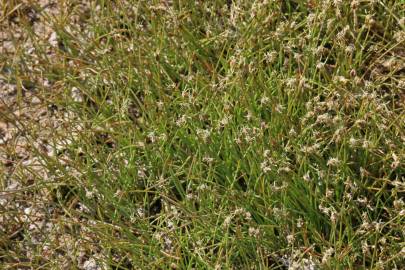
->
[[1, 1, 106, 268]]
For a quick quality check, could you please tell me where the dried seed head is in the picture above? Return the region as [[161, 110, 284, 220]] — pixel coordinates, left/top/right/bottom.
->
[[365, 15, 375, 28], [345, 44, 355, 54], [316, 62, 325, 70], [350, 69, 357, 78], [322, 248, 334, 264], [327, 157, 340, 167], [286, 234, 295, 245], [351, 0, 359, 9], [248, 227, 260, 237], [399, 17, 405, 27]]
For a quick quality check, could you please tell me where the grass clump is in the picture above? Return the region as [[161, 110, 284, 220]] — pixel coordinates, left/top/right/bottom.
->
[[1, 0, 404, 269]]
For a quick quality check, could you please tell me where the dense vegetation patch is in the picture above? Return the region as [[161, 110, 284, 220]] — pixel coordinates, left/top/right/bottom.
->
[[1, 0, 404, 269]]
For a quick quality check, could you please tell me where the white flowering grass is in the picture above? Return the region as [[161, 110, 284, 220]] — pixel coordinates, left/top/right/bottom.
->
[[2, 0, 404, 269]]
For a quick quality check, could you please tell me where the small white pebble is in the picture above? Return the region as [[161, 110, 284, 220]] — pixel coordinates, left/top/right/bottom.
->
[[83, 258, 99, 270], [48, 32, 58, 47], [24, 207, 32, 215], [31, 96, 41, 104], [71, 87, 83, 102]]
